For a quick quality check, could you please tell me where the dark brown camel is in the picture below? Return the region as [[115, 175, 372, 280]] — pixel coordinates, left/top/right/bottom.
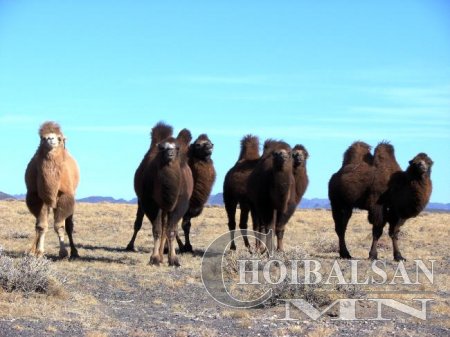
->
[[176, 134, 216, 253], [329, 141, 405, 260], [247, 140, 295, 252], [223, 135, 260, 250], [141, 128, 193, 266], [383, 152, 433, 261], [126, 122, 173, 252]]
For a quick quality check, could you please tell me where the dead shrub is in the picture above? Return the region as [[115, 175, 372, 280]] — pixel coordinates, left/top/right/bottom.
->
[[0, 246, 66, 295]]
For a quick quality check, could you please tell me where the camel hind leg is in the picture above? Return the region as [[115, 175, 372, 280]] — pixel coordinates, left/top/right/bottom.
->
[[224, 198, 238, 250], [239, 203, 251, 249], [126, 203, 145, 251], [368, 205, 387, 260], [331, 205, 353, 259], [65, 215, 79, 259], [177, 214, 193, 253]]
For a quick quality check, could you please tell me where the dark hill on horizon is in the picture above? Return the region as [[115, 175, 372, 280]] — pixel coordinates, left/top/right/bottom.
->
[[1, 191, 449, 211]]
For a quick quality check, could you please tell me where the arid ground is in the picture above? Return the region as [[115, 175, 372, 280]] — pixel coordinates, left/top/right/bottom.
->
[[0, 200, 449, 337]]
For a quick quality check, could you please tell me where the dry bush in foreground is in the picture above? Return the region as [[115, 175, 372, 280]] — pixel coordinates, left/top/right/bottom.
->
[[0, 246, 66, 295]]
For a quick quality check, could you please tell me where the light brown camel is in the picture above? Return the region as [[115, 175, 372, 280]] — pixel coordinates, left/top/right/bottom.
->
[[25, 121, 80, 258]]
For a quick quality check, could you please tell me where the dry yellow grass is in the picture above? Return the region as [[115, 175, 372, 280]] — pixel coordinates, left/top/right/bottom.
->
[[0, 200, 449, 336]]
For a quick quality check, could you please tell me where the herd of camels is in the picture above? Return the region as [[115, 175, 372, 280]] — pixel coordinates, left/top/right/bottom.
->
[[24, 121, 433, 266]]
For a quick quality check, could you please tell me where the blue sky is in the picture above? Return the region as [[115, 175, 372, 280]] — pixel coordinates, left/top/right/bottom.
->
[[0, 1, 449, 202]]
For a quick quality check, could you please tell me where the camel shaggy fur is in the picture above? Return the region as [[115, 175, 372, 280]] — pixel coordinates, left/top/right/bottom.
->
[[281, 144, 309, 224], [176, 134, 216, 253], [329, 141, 407, 260], [126, 122, 173, 252], [140, 127, 193, 266], [223, 135, 260, 250], [383, 153, 433, 261], [25, 121, 80, 258], [248, 140, 295, 252]]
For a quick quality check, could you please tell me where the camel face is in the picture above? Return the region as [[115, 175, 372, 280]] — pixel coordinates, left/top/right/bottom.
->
[[193, 139, 213, 159], [158, 141, 179, 163], [409, 153, 433, 176], [292, 149, 307, 167], [41, 133, 63, 150], [272, 148, 291, 169]]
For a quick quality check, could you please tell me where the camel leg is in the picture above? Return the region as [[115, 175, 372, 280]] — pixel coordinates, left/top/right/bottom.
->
[[389, 218, 406, 261], [126, 203, 145, 251], [368, 223, 385, 260], [65, 215, 79, 259], [262, 210, 276, 255], [225, 199, 238, 250], [332, 206, 353, 259], [178, 215, 193, 253], [54, 194, 75, 259], [159, 214, 167, 262], [167, 213, 180, 267], [276, 229, 285, 252], [30, 205, 49, 257], [150, 211, 162, 266], [239, 204, 251, 249]]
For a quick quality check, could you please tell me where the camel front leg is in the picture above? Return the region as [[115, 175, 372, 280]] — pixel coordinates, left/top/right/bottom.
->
[[150, 211, 163, 266], [167, 214, 180, 267], [264, 210, 276, 255], [54, 194, 75, 259], [389, 218, 406, 261], [30, 206, 49, 257]]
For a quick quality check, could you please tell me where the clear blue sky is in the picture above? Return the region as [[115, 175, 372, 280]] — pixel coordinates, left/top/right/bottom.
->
[[0, 1, 449, 202]]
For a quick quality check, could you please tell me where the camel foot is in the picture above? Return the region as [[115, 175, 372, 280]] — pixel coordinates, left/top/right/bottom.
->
[[149, 255, 161, 266], [394, 253, 406, 262], [36, 250, 44, 258], [368, 253, 378, 261], [229, 242, 237, 251], [70, 249, 80, 260], [168, 256, 180, 267], [339, 250, 352, 259], [125, 243, 137, 252], [59, 248, 69, 259], [179, 243, 193, 254]]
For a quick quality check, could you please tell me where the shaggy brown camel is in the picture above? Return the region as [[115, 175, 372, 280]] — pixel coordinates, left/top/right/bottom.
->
[[140, 128, 193, 266], [223, 135, 260, 250], [329, 141, 405, 260], [126, 122, 173, 252], [176, 134, 216, 253], [280, 144, 309, 227], [25, 121, 80, 258], [382, 153, 433, 261], [248, 140, 295, 252]]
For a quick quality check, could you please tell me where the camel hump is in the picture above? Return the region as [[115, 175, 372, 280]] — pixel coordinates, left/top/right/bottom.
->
[[373, 141, 399, 168], [151, 122, 173, 147], [39, 121, 63, 137], [342, 141, 372, 166], [176, 128, 192, 147], [239, 135, 260, 161]]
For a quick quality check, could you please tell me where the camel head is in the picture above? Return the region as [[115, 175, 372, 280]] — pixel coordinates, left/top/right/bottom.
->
[[408, 153, 433, 177], [39, 121, 65, 151], [157, 137, 180, 164], [190, 134, 213, 160], [292, 144, 309, 168], [269, 141, 292, 170]]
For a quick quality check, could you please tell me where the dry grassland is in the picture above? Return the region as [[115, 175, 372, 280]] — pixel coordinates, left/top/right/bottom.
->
[[0, 200, 449, 336]]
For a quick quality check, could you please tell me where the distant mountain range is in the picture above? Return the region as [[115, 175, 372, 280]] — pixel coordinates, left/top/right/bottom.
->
[[1, 191, 449, 211]]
